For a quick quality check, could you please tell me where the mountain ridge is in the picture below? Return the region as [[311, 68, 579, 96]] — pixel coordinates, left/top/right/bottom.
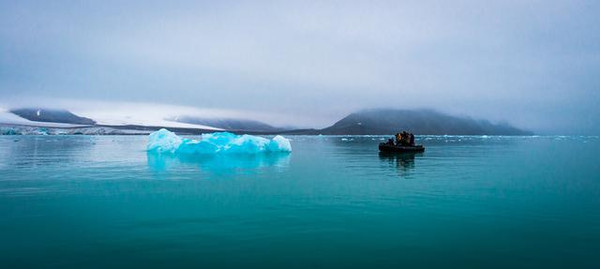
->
[[3, 107, 532, 135], [318, 108, 531, 135], [10, 108, 96, 125]]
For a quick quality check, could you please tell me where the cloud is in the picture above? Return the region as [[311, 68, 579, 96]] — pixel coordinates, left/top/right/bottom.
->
[[0, 0, 599, 133]]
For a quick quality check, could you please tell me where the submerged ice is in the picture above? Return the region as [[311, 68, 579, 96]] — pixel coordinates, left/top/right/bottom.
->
[[147, 128, 292, 154]]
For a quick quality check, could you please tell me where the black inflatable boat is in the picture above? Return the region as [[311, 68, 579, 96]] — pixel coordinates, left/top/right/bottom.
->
[[378, 143, 425, 153]]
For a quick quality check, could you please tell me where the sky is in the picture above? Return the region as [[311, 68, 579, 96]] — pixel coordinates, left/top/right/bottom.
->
[[1, 0, 599, 134]]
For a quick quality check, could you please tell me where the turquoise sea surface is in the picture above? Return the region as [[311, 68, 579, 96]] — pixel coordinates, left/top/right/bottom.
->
[[0, 135, 599, 268]]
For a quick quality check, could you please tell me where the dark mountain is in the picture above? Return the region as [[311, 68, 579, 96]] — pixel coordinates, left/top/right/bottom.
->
[[319, 109, 532, 135], [10, 108, 96, 125], [172, 116, 284, 132]]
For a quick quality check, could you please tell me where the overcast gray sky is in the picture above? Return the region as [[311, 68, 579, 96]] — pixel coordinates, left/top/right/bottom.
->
[[1, 0, 599, 133]]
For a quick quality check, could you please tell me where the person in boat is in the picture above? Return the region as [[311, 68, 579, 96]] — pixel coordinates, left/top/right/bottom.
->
[[387, 138, 395, 145], [394, 131, 405, 146], [391, 131, 416, 147]]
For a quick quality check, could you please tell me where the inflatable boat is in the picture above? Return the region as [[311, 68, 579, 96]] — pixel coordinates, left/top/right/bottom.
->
[[378, 143, 425, 153]]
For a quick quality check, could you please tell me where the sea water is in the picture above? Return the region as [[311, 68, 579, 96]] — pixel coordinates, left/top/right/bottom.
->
[[0, 135, 599, 268]]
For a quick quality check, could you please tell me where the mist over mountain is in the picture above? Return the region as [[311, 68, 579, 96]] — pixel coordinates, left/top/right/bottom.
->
[[171, 116, 283, 132], [10, 108, 96, 125], [319, 109, 532, 135]]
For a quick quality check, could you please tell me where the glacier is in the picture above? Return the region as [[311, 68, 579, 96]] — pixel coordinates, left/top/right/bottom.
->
[[147, 128, 292, 154]]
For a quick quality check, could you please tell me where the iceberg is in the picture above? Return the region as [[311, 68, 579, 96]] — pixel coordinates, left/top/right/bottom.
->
[[147, 128, 292, 154], [0, 127, 21, 135]]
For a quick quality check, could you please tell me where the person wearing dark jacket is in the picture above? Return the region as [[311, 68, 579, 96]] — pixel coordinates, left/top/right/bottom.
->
[[409, 133, 415, 146]]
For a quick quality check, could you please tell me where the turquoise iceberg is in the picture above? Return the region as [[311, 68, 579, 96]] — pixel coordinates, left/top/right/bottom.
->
[[147, 128, 292, 154]]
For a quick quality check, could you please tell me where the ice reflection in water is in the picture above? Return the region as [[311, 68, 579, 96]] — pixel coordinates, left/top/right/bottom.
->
[[147, 151, 291, 174]]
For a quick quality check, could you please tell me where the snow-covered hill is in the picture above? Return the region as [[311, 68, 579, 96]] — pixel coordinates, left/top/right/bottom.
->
[[0, 106, 223, 133], [0, 108, 86, 128]]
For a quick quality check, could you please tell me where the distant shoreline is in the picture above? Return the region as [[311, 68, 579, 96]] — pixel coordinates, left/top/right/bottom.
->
[[2, 108, 533, 136], [0, 124, 559, 136]]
